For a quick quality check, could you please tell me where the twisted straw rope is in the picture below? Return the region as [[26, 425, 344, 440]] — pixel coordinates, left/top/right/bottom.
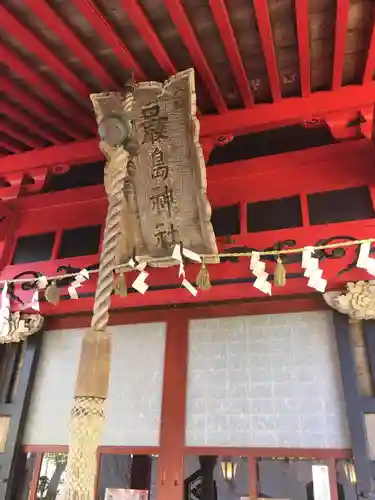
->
[[91, 94, 133, 331]]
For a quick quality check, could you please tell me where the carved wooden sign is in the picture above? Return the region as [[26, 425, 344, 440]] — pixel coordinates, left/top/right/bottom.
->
[[91, 69, 217, 266]]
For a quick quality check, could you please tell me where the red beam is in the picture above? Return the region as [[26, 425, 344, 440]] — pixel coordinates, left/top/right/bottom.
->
[[122, 0, 177, 75], [0, 85, 374, 172], [0, 101, 62, 145], [0, 45, 95, 134], [332, 0, 350, 89], [364, 20, 375, 83], [0, 4, 91, 98], [295, 0, 311, 97], [70, 0, 146, 80], [253, 0, 281, 102], [0, 121, 46, 149], [201, 83, 375, 137], [0, 75, 86, 141], [0, 138, 101, 174], [209, 0, 254, 107], [23, 0, 118, 90], [164, 0, 227, 112]]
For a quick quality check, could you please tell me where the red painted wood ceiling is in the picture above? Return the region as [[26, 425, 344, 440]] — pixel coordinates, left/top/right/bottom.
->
[[0, 0, 374, 157]]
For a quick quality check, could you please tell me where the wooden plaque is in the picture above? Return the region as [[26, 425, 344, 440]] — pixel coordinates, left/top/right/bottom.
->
[[91, 69, 217, 267]]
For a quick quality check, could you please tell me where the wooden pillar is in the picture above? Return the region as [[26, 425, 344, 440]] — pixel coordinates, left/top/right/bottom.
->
[[0, 332, 42, 500], [333, 312, 374, 498]]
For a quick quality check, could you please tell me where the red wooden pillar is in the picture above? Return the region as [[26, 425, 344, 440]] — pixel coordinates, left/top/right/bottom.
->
[[157, 314, 189, 500]]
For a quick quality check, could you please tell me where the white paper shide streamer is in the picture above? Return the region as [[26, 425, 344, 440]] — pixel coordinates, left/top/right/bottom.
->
[[250, 251, 272, 295], [302, 246, 327, 293], [357, 242, 375, 275], [128, 258, 149, 294], [172, 244, 201, 296], [68, 269, 89, 300]]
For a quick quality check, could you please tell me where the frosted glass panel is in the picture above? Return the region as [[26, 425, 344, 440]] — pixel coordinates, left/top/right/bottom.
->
[[24, 323, 166, 446], [186, 312, 349, 448]]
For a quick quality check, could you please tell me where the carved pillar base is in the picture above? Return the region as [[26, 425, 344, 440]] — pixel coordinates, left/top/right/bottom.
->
[[0, 313, 44, 344], [324, 281, 375, 321]]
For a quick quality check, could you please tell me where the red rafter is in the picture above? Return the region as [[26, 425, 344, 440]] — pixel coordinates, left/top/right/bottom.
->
[[0, 4, 90, 98], [209, 0, 253, 107], [0, 101, 62, 145], [0, 120, 46, 149], [163, 0, 227, 112], [0, 139, 22, 154], [70, 0, 146, 80], [295, 0, 310, 97], [0, 75, 82, 141], [364, 21, 375, 83], [23, 0, 118, 90], [0, 45, 95, 133], [122, 0, 176, 75], [253, 0, 281, 102], [332, 0, 350, 89]]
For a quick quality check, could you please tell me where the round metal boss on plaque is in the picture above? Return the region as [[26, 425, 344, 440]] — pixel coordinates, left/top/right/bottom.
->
[[98, 114, 131, 147]]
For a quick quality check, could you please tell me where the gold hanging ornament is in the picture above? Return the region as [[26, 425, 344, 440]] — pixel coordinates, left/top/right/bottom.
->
[[196, 261, 211, 290], [113, 270, 127, 296], [274, 256, 286, 287], [45, 281, 60, 305]]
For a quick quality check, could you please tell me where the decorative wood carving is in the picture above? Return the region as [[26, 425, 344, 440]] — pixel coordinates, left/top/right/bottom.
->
[[324, 281, 375, 320], [91, 69, 217, 267], [0, 312, 44, 343]]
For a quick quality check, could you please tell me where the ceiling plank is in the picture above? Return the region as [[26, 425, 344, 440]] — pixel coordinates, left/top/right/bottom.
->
[[0, 75, 83, 141], [253, 0, 281, 102], [0, 44, 95, 133], [0, 4, 90, 98], [23, 0, 118, 90], [70, 0, 146, 80], [364, 21, 375, 83], [295, 0, 310, 97], [0, 101, 62, 145], [121, 0, 177, 75], [1, 84, 375, 170], [164, 0, 227, 112], [209, 0, 253, 107], [332, 0, 350, 90]]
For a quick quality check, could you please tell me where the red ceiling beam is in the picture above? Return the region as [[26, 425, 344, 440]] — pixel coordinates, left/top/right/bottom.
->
[[0, 45, 95, 134], [0, 75, 83, 141], [163, 0, 227, 113], [0, 5, 90, 98], [253, 0, 281, 102], [23, 0, 118, 90], [0, 121, 46, 149], [332, 0, 350, 90], [70, 0, 146, 80], [209, 0, 253, 107], [0, 138, 101, 174], [364, 21, 375, 83], [1, 84, 375, 172], [295, 0, 311, 97], [202, 83, 375, 137], [0, 101, 62, 145], [122, 0, 177, 75]]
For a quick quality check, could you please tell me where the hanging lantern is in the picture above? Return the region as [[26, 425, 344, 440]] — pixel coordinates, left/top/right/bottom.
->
[[344, 462, 357, 484], [221, 458, 237, 482]]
